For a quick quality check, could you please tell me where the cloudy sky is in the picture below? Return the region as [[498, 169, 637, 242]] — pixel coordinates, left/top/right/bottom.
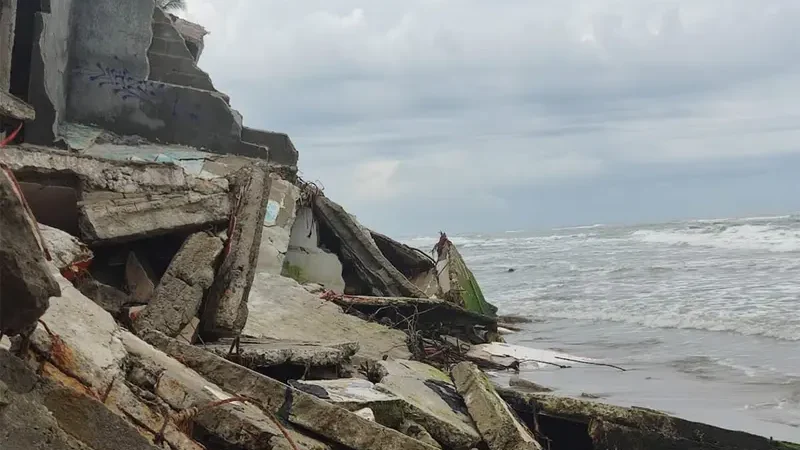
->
[[183, 1, 800, 236]]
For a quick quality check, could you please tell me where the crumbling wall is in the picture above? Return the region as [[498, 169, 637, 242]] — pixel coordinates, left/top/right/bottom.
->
[[25, 0, 75, 145], [66, 0, 250, 156], [241, 128, 299, 167], [148, 7, 215, 92]]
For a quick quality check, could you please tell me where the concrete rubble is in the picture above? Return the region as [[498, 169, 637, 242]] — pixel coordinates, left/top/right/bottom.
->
[[1, 1, 798, 449], [452, 362, 541, 450], [0, 166, 60, 336], [133, 231, 223, 337]]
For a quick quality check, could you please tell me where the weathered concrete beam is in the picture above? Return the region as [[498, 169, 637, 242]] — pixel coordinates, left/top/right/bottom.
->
[[313, 195, 426, 298], [0, 167, 60, 336], [202, 337, 358, 369], [370, 230, 435, 278], [133, 232, 223, 337], [0, 145, 231, 243], [0, 91, 35, 121], [0, 145, 228, 194], [498, 389, 786, 450], [452, 362, 541, 450], [79, 191, 229, 243], [202, 163, 271, 337], [330, 295, 497, 335], [143, 330, 440, 450]]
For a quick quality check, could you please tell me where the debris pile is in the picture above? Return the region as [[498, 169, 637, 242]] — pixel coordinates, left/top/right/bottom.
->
[[1, 1, 798, 449]]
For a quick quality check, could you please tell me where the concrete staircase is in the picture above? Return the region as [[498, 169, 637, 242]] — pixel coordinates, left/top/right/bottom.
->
[[147, 8, 215, 92]]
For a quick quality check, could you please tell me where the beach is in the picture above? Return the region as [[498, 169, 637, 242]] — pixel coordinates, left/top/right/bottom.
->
[[407, 215, 800, 441]]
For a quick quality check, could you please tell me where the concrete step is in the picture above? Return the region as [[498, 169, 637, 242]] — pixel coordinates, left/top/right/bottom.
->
[[149, 37, 194, 59], [152, 22, 182, 40], [148, 51, 207, 77], [149, 71, 215, 92]]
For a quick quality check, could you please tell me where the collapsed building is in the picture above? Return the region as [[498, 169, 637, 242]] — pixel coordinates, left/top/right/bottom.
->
[[1, 1, 799, 449]]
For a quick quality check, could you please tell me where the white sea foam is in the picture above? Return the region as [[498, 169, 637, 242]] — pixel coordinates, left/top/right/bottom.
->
[[632, 224, 800, 253]]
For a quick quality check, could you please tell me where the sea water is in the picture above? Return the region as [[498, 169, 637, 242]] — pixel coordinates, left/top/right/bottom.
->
[[406, 215, 800, 441]]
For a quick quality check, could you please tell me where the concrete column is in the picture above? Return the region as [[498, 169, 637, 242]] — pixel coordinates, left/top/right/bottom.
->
[[0, 0, 17, 91]]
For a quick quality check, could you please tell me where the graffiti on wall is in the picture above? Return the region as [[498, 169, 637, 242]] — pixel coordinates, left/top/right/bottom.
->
[[75, 60, 202, 122]]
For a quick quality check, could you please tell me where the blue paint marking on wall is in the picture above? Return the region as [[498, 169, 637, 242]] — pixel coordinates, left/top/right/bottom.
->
[[75, 60, 202, 122]]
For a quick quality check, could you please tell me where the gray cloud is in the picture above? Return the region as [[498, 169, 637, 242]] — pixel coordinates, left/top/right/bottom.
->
[[182, 0, 800, 234]]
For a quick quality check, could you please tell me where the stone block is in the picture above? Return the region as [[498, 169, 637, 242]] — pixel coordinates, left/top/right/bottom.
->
[[203, 164, 271, 337], [0, 167, 60, 336], [134, 232, 223, 337], [451, 362, 541, 450]]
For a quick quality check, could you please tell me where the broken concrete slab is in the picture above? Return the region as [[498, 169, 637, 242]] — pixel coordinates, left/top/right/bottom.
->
[[38, 224, 93, 277], [79, 190, 230, 243], [0, 90, 35, 121], [244, 272, 412, 360], [27, 264, 127, 395], [241, 127, 299, 167], [134, 232, 223, 337], [0, 145, 229, 195], [76, 278, 133, 318], [203, 163, 271, 337], [330, 295, 498, 341], [257, 174, 300, 275], [126, 251, 155, 303], [0, 350, 161, 450], [0, 145, 231, 243], [284, 206, 345, 293], [121, 331, 329, 450], [313, 195, 426, 298], [497, 389, 786, 450], [435, 233, 498, 316], [377, 359, 483, 450], [202, 337, 358, 370], [142, 331, 439, 450], [451, 362, 541, 450], [371, 230, 440, 297], [0, 167, 60, 336]]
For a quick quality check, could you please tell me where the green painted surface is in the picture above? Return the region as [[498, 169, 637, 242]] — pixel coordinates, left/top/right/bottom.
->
[[448, 243, 498, 317]]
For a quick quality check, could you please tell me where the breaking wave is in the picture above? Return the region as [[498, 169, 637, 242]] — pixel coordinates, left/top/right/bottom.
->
[[632, 223, 800, 253], [517, 306, 800, 342]]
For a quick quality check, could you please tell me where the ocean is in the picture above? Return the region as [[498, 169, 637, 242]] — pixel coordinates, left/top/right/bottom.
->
[[406, 215, 800, 442]]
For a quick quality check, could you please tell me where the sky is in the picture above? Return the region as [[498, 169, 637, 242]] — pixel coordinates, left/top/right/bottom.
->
[[181, 0, 800, 236]]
